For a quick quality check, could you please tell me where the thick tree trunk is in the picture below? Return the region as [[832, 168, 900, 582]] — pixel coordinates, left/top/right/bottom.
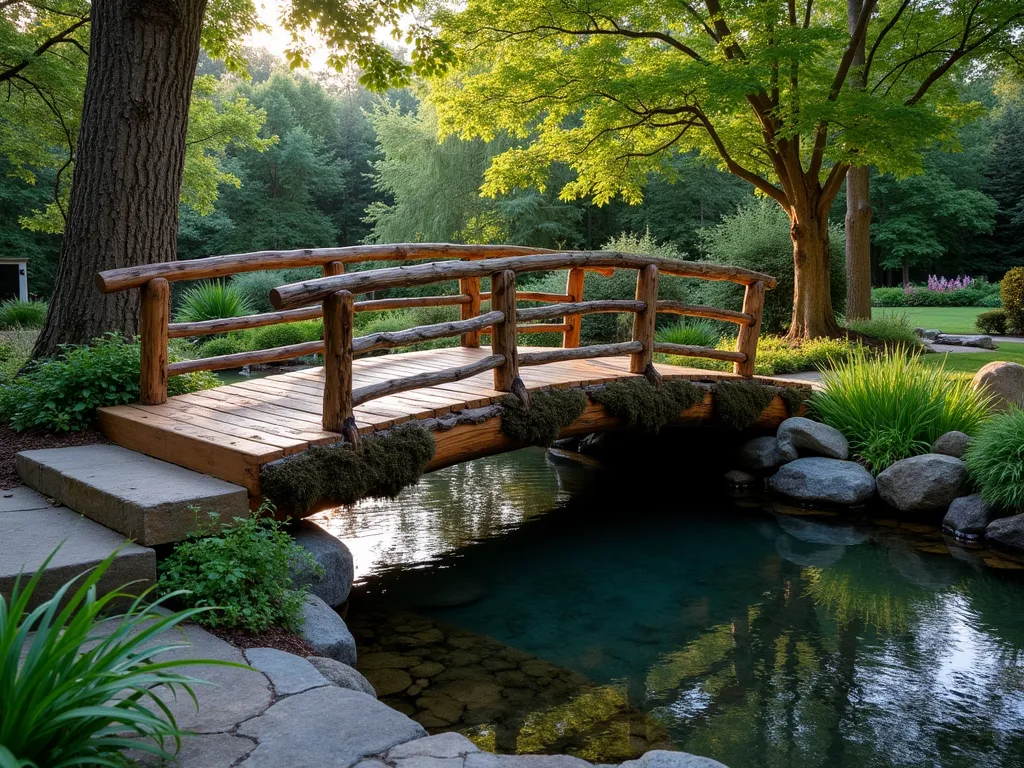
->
[[788, 207, 843, 339], [844, 0, 872, 321], [845, 166, 872, 320], [32, 0, 207, 359]]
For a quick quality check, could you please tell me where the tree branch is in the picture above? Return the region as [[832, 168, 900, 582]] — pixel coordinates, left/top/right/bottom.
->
[[864, 0, 913, 81], [0, 15, 89, 85], [696, 111, 789, 207]]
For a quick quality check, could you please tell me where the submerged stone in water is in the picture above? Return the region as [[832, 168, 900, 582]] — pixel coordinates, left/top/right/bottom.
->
[[986, 513, 1024, 553]]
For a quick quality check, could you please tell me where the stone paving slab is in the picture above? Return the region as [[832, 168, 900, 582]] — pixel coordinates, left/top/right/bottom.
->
[[245, 647, 328, 695], [0, 501, 155, 607], [16, 444, 249, 545], [0, 485, 56, 513]]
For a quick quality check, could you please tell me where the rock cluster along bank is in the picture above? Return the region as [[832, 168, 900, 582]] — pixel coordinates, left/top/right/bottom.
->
[[735, 413, 1024, 557]]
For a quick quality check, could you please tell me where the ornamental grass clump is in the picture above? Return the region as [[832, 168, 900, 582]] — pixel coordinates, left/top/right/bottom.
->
[[0, 547, 233, 768], [964, 408, 1024, 511], [811, 346, 992, 473], [500, 388, 588, 445], [174, 280, 254, 323]]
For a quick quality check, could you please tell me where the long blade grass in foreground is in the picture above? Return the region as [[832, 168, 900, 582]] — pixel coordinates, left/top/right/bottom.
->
[[0, 546, 244, 768], [811, 346, 992, 473]]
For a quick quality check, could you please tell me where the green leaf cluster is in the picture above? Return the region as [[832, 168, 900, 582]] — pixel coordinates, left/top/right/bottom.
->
[[0, 546, 236, 767], [157, 506, 321, 633]]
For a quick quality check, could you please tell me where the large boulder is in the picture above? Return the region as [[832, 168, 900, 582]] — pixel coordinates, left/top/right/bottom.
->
[[738, 436, 784, 471], [876, 454, 966, 512], [932, 431, 972, 459], [769, 458, 876, 506], [290, 520, 353, 608], [985, 514, 1024, 553], [942, 494, 995, 539], [297, 595, 357, 666], [972, 361, 1024, 412], [935, 334, 996, 349], [776, 417, 849, 461]]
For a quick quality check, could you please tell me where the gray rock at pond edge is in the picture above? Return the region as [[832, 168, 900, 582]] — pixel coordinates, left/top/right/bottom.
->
[[922, 329, 942, 340], [618, 750, 729, 768], [724, 469, 756, 485], [972, 361, 1024, 412], [932, 431, 972, 459], [985, 514, 1024, 553], [244, 647, 328, 696], [290, 520, 354, 608], [297, 594, 357, 666], [776, 417, 849, 461], [769, 458, 876, 506], [942, 494, 995, 539], [876, 454, 967, 513], [307, 656, 377, 697], [388, 733, 481, 759], [739, 436, 784, 471], [935, 334, 997, 350]]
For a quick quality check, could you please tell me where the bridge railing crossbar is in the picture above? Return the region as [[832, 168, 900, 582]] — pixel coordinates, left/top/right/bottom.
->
[[95, 244, 773, 431]]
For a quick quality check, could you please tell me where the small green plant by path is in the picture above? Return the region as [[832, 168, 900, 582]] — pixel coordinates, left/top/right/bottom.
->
[[0, 300, 47, 330], [157, 505, 322, 633], [846, 313, 921, 347], [965, 408, 1024, 512], [811, 347, 992, 473], [0, 546, 238, 768]]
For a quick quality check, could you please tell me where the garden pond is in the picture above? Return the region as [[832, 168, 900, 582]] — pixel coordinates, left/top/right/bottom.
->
[[310, 436, 1024, 768]]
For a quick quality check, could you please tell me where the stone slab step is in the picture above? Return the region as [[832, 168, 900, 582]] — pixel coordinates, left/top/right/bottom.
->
[[0, 486, 155, 608], [16, 444, 249, 546]]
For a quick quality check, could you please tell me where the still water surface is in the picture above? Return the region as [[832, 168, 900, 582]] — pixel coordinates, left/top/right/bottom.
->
[[312, 446, 1024, 768]]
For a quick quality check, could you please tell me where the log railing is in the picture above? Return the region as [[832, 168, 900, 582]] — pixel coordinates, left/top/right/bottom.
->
[[95, 244, 775, 431]]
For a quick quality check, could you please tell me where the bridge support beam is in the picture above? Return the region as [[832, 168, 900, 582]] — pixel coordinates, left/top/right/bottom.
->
[[630, 264, 659, 374], [323, 289, 355, 435], [491, 269, 519, 392], [734, 280, 765, 378]]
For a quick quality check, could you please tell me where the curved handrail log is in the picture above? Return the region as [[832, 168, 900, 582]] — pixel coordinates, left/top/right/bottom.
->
[[271, 251, 778, 310], [95, 243, 556, 294]]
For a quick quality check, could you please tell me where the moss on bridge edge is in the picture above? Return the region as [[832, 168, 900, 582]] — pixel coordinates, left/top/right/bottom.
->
[[500, 388, 588, 446], [589, 378, 705, 433], [712, 380, 779, 430], [260, 424, 435, 516]]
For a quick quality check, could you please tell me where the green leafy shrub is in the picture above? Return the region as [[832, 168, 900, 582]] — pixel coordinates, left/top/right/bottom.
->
[[697, 201, 846, 333], [500, 388, 588, 445], [663, 334, 860, 376], [158, 505, 320, 633], [713, 380, 778, 429], [0, 335, 218, 432], [231, 269, 321, 314], [246, 321, 322, 350], [847, 313, 920, 346], [261, 424, 436, 515], [871, 287, 908, 307], [965, 408, 1024, 510], [976, 309, 1008, 335], [655, 318, 722, 348], [590, 378, 704, 432], [1, 546, 232, 767], [1001, 267, 1024, 334], [198, 335, 248, 358], [811, 347, 992, 472], [174, 280, 255, 323], [0, 299, 47, 330], [873, 283, 1002, 308]]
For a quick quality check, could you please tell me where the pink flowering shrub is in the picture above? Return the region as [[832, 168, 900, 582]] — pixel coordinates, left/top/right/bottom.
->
[[927, 275, 974, 293]]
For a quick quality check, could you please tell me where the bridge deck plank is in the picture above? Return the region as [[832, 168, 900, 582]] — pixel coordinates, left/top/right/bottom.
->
[[98, 346, 796, 497]]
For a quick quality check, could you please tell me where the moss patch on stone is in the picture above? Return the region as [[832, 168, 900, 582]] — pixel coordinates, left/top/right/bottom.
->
[[500, 388, 588, 446], [590, 378, 704, 433], [260, 424, 435, 515], [712, 381, 778, 430]]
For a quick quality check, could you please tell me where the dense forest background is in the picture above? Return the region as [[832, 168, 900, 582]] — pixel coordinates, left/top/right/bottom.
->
[[4, 48, 1022, 300]]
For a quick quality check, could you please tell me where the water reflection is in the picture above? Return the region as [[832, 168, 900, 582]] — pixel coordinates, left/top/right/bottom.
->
[[341, 448, 1024, 767]]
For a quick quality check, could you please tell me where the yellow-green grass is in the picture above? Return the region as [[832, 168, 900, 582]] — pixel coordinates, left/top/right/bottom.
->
[[873, 307, 987, 335], [918, 341, 1024, 374]]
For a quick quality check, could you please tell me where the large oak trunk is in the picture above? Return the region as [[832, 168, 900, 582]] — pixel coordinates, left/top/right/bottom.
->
[[788, 208, 843, 339], [845, 166, 872, 320], [32, 0, 207, 359]]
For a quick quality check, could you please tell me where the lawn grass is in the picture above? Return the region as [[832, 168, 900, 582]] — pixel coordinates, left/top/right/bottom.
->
[[918, 340, 1024, 374], [872, 306, 988, 335]]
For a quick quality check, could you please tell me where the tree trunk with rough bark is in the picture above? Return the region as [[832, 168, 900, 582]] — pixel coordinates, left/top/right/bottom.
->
[[789, 204, 843, 339], [32, 0, 208, 359], [844, 0, 872, 321]]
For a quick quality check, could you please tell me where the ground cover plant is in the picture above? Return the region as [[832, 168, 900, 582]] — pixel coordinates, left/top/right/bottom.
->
[[964, 408, 1024, 511], [158, 504, 321, 633], [0, 335, 217, 432], [662, 334, 860, 376], [0, 300, 47, 330], [811, 347, 992, 472], [0, 547, 231, 768]]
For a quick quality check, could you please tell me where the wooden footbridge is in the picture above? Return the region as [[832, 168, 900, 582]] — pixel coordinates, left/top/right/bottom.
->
[[94, 245, 795, 500]]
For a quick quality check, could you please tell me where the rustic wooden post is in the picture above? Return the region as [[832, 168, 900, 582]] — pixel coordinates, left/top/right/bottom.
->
[[563, 267, 585, 348], [323, 260, 345, 277], [490, 270, 519, 392], [139, 277, 169, 405], [323, 289, 355, 435], [734, 280, 765, 377], [459, 276, 482, 347], [630, 264, 659, 374]]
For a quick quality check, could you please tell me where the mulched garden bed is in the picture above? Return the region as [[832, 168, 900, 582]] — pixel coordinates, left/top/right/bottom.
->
[[207, 624, 315, 657], [0, 425, 108, 489]]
